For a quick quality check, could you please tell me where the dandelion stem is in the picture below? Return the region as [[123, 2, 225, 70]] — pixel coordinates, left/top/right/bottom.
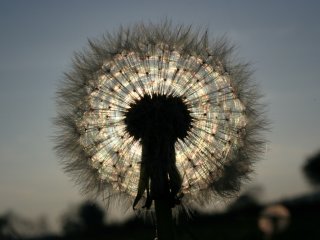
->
[[154, 198, 174, 240]]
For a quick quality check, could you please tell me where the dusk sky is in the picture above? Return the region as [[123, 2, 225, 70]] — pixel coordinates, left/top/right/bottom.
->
[[1, 0, 319, 232]]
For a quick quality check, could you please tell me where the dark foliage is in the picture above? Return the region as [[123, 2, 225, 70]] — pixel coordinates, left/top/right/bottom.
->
[[61, 201, 105, 238], [303, 150, 320, 186], [1, 193, 320, 240]]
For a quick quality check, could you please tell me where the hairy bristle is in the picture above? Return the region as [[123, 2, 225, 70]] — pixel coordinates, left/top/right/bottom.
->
[[53, 22, 269, 212]]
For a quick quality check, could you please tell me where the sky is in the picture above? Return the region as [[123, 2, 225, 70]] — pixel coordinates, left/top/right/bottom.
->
[[1, 0, 320, 232]]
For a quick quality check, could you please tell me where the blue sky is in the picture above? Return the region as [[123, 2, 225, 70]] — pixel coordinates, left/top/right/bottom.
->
[[1, 0, 320, 231]]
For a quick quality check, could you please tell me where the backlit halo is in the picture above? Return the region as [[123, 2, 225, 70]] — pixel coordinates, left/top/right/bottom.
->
[[55, 23, 268, 208]]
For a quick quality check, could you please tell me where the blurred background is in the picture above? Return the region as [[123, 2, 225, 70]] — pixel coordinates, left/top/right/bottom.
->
[[1, 0, 319, 239]]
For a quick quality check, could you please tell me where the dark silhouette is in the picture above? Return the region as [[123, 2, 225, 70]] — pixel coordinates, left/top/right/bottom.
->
[[1, 192, 320, 239], [0, 212, 52, 240], [125, 94, 192, 239], [125, 94, 190, 209], [303, 150, 320, 187], [61, 201, 105, 238]]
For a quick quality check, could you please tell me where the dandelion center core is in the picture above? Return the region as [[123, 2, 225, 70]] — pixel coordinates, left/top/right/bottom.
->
[[124, 94, 192, 142]]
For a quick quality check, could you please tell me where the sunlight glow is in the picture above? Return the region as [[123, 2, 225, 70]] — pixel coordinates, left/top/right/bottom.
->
[[77, 45, 247, 196]]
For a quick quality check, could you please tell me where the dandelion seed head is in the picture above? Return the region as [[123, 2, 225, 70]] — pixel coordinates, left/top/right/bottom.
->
[[54, 22, 268, 210]]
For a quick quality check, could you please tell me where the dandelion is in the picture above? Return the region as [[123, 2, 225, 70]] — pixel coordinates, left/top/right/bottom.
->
[[54, 22, 268, 239]]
